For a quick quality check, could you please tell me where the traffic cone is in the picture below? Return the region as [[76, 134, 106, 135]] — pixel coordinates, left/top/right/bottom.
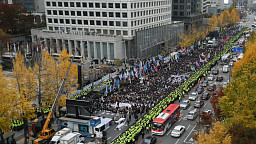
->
[[159, 140, 162, 143]]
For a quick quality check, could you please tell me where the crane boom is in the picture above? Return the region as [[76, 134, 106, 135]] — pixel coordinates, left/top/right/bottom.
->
[[42, 60, 73, 132]]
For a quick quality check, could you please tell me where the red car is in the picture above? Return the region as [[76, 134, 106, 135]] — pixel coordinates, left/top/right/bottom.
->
[[207, 84, 215, 91]]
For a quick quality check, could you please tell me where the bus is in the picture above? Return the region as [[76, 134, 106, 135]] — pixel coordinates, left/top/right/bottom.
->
[[151, 104, 180, 135]]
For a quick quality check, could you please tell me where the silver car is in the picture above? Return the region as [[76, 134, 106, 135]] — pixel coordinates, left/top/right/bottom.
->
[[186, 109, 199, 120], [171, 125, 186, 137], [180, 100, 190, 109], [189, 92, 198, 101], [208, 74, 214, 81]]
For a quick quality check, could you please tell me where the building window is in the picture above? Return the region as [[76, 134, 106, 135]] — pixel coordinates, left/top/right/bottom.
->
[[89, 12, 94, 16], [180, 11, 184, 16], [109, 21, 114, 26], [58, 2, 62, 7], [78, 20, 82, 24], [52, 2, 56, 6], [116, 12, 120, 17], [116, 21, 121, 26], [76, 2, 81, 7], [174, 5, 178, 10], [46, 2, 50, 6], [103, 21, 107, 26], [96, 12, 100, 17], [173, 11, 178, 16], [123, 22, 127, 27], [109, 12, 114, 17], [71, 11, 75, 16], [180, 0, 184, 3], [123, 31, 128, 36], [77, 11, 81, 16], [70, 2, 74, 7], [122, 13, 127, 18], [102, 3, 107, 8], [47, 10, 51, 15], [122, 3, 127, 8], [108, 3, 113, 8], [96, 21, 101, 25], [72, 19, 76, 24], [115, 3, 120, 8], [84, 20, 88, 25], [59, 11, 63, 15], [83, 11, 87, 16], [90, 20, 94, 25], [103, 43, 107, 58], [180, 5, 184, 10], [89, 3, 93, 8], [65, 11, 69, 15], [109, 43, 114, 60], [102, 12, 107, 17], [64, 2, 68, 7], [53, 10, 57, 15], [82, 2, 87, 7], [90, 42, 94, 58], [96, 42, 101, 59], [59, 19, 64, 24], [65, 19, 70, 24], [48, 18, 52, 23], [95, 3, 100, 8]]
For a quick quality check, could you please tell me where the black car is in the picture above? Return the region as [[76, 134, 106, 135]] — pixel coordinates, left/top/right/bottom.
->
[[196, 86, 204, 94], [142, 136, 157, 144], [216, 75, 224, 82], [202, 93, 211, 100], [212, 69, 219, 75]]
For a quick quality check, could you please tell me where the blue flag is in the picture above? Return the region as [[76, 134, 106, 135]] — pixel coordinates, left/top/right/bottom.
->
[[158, 55, 163, 60], [151, 66, 153, 72]]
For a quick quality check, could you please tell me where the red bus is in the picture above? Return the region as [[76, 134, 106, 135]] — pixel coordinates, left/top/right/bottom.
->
[[151, 104, 180, 135]]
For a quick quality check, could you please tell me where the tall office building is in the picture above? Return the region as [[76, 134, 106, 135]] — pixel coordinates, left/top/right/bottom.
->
[[31, 0, 184, 61], [172, 0, 203, 31]]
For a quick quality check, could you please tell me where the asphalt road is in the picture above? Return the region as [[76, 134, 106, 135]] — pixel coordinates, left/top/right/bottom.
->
[[239, 13, 255, 27]]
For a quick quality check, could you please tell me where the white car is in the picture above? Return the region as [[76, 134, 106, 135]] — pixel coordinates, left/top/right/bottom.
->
[[180, 100, 190, 109], [229, 61, 234, 66], [208, 74, 214, 81], [171, 125, 186, 137], [186, 109, 199, 120], [189, 92, 198, 101]]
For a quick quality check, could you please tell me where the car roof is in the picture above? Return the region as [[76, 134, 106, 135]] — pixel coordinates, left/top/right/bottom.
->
[[145, 136, 152, 139], [183, 100, 189, 102], [191, 92, 197, 94], [174, 125, 184, 129]]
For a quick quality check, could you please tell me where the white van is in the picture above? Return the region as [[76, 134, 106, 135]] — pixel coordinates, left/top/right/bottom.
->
[[223, 65, 229, 73], [50, 128, 72, 144]]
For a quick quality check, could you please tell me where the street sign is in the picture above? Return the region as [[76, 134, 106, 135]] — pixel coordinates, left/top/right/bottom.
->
[[233, 47, 243, 53]]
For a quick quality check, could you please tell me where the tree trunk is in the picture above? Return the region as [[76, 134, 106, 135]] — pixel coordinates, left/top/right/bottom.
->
[[23, 118, 28, 144], [0, 129, 5, 144]]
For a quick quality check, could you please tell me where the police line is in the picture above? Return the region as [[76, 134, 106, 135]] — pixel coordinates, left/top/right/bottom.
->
[[110, 27, 248, 144]]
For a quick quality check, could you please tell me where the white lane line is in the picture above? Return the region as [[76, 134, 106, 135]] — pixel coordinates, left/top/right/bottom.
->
[[174, 139, 180, 144], [107, 137, 112, 140], [188, 106, 192, 111], [184, 125, 196, 143], [180, 110, 183, 113], [178, 117, 183, 122], [186, 125, 191, 130], [167, 128, 173, 135], [112, 132, 122, 142], [203, 103, 207, 107]]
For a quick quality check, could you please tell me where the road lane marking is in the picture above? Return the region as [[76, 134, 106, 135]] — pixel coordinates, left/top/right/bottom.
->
[[107, 137, 112, 140], [184, 125, 196, 143], [188, 106, 192, 111], [178, 117, 182, 122], [175, 139, 180, 144], [167, 128, 173, 135], [203, 103, 207, 107], [186, 125, 191, 130]]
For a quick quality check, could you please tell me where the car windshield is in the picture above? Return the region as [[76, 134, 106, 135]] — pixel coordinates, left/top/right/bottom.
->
[[191, 93, 197, 96], [203, 93, 208, 96], [172, 129, 180, 133], [152, 123, 163, 130], [188, 112, 194, 115], [144, 139, 151, 143]]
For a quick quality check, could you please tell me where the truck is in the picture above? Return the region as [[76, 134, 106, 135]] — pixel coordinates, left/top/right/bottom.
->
[[59, 132, 84, 144], [223, 65, 229, 73], [50, 128, 72, 144]]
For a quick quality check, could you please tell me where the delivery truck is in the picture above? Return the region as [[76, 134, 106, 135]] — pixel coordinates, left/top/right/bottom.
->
[[59, 132, 84, 144], [50, 128, 71, 144]]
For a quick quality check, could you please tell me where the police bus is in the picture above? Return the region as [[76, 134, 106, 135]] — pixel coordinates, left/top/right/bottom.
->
[[151, 104, 180, 135]]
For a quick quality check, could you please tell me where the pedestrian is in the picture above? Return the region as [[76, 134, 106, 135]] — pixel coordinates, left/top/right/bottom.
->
[[141, 131, 145, 139]]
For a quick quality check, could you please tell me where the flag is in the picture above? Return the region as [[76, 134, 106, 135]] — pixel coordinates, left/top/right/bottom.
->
[[193, 66, 196, 72], [158, 54, 163, 60], [27, 43, 29, 52], [196, 61, 199, 67], [13, 43, 16, 52], [131, 70, 134, 77], [187, 50, 190, 56], [204, 56, 208, 62], [120, 73, 122, 80], [115, 79, 120, 87], [37, 45, 39, 52], [151, 66, 153, 72], [183, 73, 186, 81]]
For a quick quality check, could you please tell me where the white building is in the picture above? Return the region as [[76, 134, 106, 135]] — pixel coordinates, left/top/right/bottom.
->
[[31, 0, 179, 61], [201, 0, 224, 14]]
